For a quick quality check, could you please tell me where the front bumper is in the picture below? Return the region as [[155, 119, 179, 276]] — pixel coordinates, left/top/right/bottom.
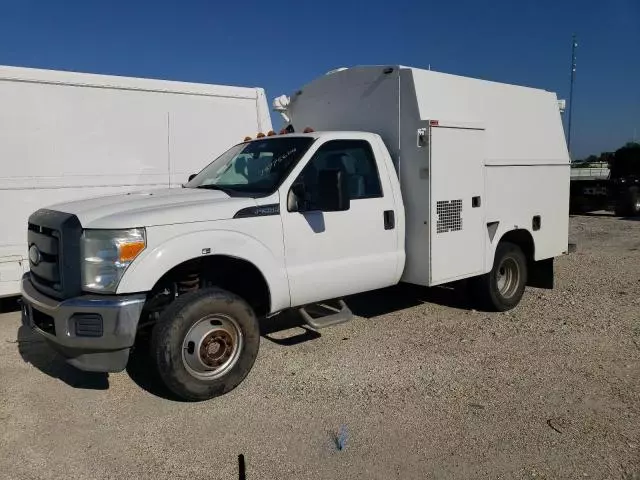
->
[[20, 274, 146, 372]]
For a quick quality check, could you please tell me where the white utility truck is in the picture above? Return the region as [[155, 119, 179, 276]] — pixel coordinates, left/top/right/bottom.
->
[[0, 65, 271, 297], [21, 66, 570, 401]]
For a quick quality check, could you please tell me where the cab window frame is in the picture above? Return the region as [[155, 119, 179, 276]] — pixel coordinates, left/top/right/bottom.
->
[[289, 139, 384, 209]]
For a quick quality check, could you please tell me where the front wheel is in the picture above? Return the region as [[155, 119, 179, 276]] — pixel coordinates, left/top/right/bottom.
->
[[472, 242, 527, 311], [151, 288, 260, 401]]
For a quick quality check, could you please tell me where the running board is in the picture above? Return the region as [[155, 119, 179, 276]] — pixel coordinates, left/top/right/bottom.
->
[[299, 300, 353, 329]]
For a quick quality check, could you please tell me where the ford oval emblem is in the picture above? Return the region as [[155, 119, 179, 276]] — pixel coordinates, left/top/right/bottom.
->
[[29, 244, 41, 266]]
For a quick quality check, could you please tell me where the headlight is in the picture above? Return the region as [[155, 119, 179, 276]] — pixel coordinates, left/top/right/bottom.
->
[[81, 228, 146, 293]]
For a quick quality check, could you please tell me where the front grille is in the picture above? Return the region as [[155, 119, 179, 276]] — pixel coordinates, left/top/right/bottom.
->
[[28, 223, 55, 236], [30, 270, 59, 291], [28, 224, 61, 291], [27, 209, 82, 300]]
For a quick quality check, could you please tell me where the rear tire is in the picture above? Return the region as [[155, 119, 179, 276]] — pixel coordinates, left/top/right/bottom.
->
[[151, 288, 260, 401], [473, 242, 527, 311]]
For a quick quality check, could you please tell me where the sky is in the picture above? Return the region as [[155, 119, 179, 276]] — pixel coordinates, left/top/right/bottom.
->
[[0, 0, 638, 159]]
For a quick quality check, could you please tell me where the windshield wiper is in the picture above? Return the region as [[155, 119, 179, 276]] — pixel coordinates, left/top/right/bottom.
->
[[195, 184, 236, 195]]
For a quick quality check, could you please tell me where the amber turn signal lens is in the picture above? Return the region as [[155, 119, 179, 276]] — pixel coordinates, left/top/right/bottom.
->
[[118, 241, 145, 263], [256, 132, 266, 138], [243, 136, 252, 142]]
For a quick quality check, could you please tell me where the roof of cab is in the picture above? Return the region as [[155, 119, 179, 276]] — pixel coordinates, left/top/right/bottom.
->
[[243, 131, 378, 141]]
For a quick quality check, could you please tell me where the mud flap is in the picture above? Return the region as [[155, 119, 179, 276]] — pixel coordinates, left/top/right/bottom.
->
[[527, 258, 554, 289]]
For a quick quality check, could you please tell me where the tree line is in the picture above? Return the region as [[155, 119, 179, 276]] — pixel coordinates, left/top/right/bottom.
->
[[573, 142, 640, 168]]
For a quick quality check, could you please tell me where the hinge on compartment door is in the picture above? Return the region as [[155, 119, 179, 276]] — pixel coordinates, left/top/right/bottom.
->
[[417, 128, 428, 147]]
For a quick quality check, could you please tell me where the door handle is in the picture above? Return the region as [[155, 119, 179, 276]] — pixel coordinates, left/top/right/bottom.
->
[[384, 210, 395, 230]]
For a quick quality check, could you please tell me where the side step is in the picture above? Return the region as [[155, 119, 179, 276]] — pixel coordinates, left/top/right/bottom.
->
[[299, 300, 353, 329]]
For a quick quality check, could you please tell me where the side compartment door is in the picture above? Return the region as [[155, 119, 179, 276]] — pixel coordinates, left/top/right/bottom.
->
[[429, 125, 486, 284]]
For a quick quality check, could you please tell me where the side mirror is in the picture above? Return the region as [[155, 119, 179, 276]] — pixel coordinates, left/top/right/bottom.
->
[[288, 183, 306, 212], [188, 173, 197, 182], [316, 169, 350, 212]]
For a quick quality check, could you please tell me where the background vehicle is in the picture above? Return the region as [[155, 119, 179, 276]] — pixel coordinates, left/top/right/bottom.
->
[[610, 143, 640, 216], [569, 143, 640, 216], [0, 65, 271, 297], [20, 65, 571, 401]]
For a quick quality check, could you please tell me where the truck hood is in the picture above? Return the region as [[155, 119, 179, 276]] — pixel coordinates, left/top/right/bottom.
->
[[48, 188, 258, 229]]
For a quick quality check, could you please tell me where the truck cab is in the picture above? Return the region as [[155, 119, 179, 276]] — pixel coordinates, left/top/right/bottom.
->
[[21, 65, 571, 401], [21, 130, 405, 400]]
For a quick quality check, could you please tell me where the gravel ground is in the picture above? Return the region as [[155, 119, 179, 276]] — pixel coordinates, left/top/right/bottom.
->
[[1, 214, 639, 480]]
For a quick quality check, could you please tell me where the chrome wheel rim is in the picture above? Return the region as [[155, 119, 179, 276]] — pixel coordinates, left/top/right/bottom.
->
[[181, 314, 243, 380], [496, 257, 520, 299]]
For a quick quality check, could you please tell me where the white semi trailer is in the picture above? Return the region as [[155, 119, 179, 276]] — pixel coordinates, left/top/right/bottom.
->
[[0, 65, 271, 297]]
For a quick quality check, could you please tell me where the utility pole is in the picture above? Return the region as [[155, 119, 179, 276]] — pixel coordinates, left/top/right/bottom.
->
[[567, 34, 578, 158]]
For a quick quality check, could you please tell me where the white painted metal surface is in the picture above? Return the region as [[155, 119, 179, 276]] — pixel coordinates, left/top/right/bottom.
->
[[428, 125, 486, 284], [284, 65, 570, 287], [116, 197, 291, 313], [483, 164, 569, 266], [18, 65, 570, 315], [277, 132, 402, 306], [40, 131, 404, 313], [409, 68, 568, 167], [47, 188, 253, 229], [0, 65, 271, 297]]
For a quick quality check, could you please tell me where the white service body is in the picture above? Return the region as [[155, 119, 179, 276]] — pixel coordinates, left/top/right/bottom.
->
[[0, 65, 271, 297]]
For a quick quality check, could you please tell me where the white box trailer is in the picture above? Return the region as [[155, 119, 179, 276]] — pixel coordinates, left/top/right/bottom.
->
[[282, 65, 571, 287], [0, 65, 271, 297]]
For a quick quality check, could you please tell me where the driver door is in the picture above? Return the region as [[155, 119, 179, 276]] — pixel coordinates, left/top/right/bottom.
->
[[280, 138, 399, 307]]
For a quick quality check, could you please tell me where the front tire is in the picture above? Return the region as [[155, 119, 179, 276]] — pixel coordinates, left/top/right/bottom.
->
[[473, 242, 527, 311], [151, 288, 260, 401]]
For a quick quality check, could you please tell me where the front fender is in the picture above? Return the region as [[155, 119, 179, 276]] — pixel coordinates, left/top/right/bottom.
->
[[116, 227, 290, 313]]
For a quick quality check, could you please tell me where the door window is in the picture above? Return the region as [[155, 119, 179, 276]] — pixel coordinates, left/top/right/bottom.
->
[[293, 140, 383, 206]]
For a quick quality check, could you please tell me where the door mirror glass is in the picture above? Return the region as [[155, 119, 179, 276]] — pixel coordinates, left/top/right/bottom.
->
[[316, 169, 350, 212], [188, 173, 197, 182]]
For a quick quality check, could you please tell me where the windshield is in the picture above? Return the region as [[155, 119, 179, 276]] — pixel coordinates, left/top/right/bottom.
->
[[185, 137, 315, 195]]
